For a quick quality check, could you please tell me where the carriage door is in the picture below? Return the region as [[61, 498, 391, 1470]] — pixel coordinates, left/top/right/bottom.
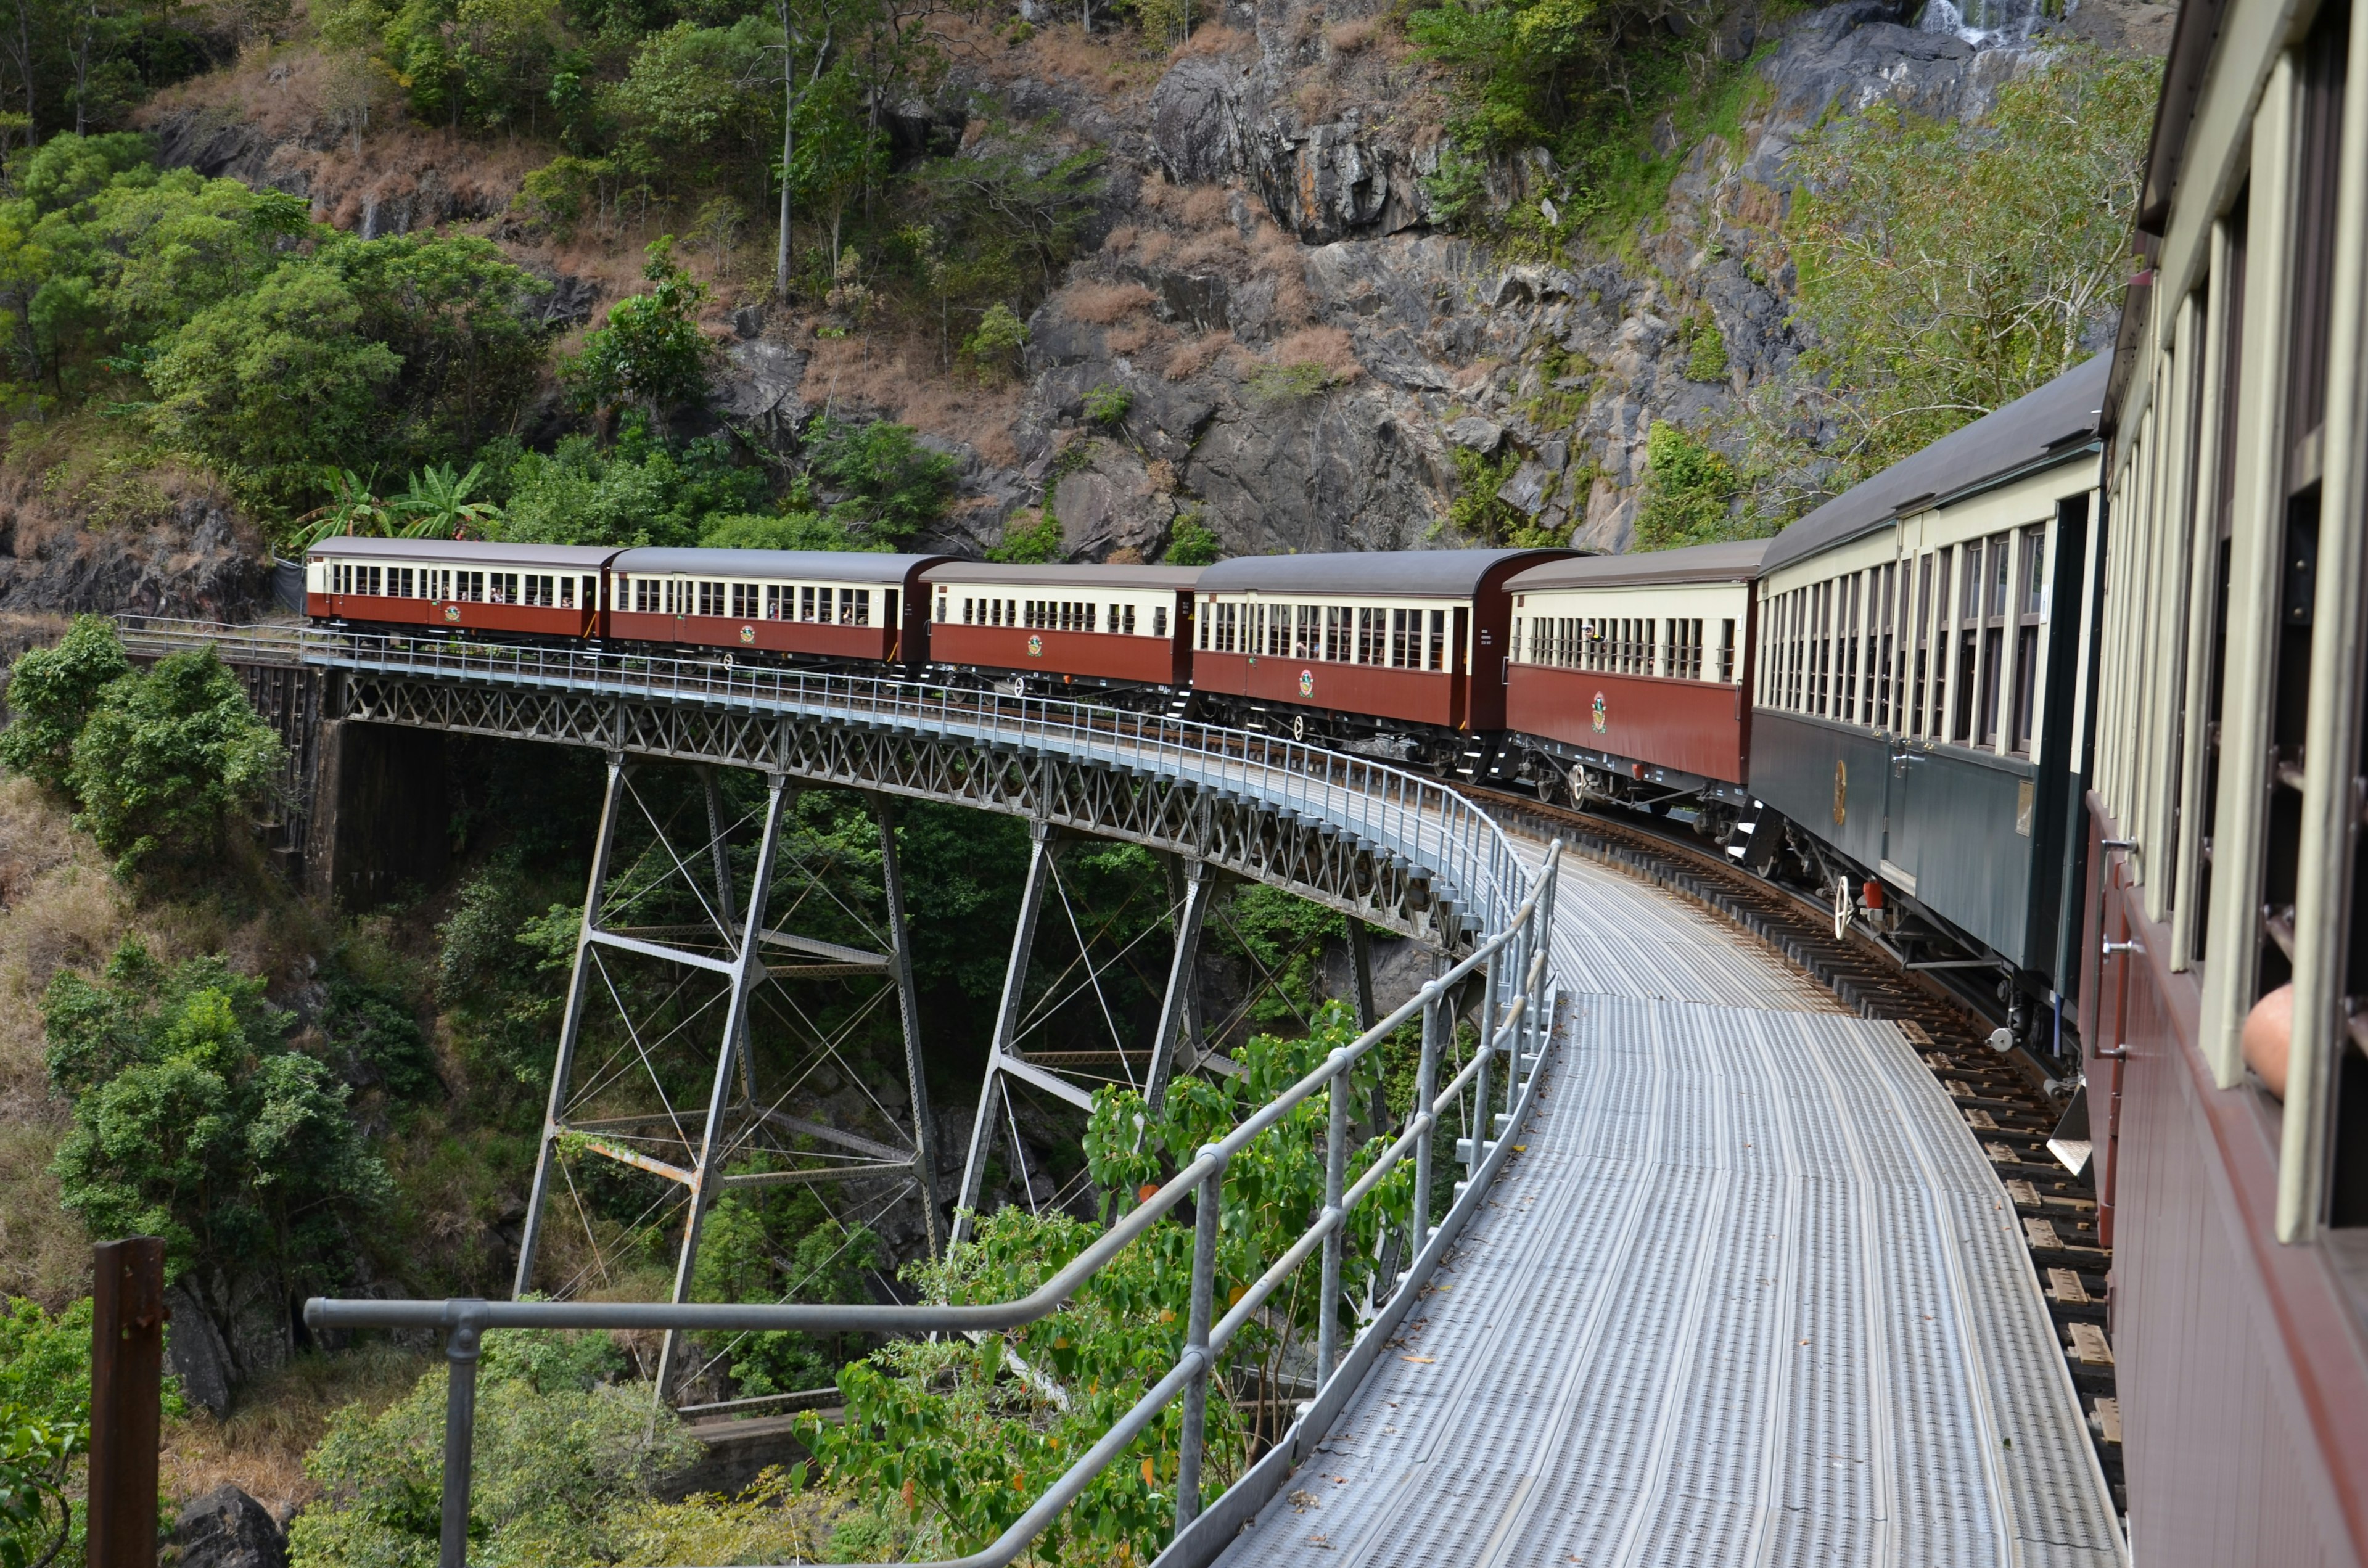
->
[[1883, 543, 1935, 893]]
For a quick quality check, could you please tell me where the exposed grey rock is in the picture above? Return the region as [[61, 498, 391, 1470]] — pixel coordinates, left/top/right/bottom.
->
[[1050, 442, 1179, 559], [715, 340, 812, 449], [1449, 417, 1504, 452], [165, 1286, 236, 1419], [173, 1487, 288, 1568], [0, 488, 271, 622]]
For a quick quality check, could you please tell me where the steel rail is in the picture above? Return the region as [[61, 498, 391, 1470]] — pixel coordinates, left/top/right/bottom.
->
[[306, 842, 1562, 1568]]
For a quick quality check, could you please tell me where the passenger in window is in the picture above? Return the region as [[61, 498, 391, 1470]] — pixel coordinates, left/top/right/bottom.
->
[[2242, 983, 2293, 1099]]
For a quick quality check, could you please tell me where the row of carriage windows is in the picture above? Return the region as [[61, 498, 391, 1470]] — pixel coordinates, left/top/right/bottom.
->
[[1760, 524, 2047, 755], [1200, 602, 1452, 671], [622, 579, 875, 625], [329, 563, 592, 607], [947, 597, 1165, 636], [1515, 615, 1734, 682]]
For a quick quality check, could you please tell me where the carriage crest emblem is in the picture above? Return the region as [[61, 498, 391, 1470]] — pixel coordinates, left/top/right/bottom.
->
[[739, 625, 755, 644], [1590, 692, 1607, 734], [1299, 669, 1315, 697], [444, 605, 461, 623], [1027, 634, 1043, 657]]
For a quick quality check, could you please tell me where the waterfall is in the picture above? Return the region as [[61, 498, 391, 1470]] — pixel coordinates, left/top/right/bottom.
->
[[1917, 0, 2058, 44]]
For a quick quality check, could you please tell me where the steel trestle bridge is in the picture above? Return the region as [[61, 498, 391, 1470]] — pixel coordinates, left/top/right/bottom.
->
[[111, 617, 2121, 1567]]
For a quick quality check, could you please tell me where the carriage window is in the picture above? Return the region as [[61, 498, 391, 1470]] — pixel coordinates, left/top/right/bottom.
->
[[559, 577, 574, 609], [1153, 605, 1167, 637], [2010, 526, 2045, 752], [1124, 604, 1138, 635], [731, 583, 754, 618], [1719, 619, 1736, 684]]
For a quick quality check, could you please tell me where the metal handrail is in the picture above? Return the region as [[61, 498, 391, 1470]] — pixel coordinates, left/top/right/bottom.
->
[[305, 842, 1563, 1568], [111, 617, 1531, 942]]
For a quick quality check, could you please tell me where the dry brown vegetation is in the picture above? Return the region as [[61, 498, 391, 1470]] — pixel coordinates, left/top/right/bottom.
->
[[1063, 281, 1157, 324], [1270, 325, 1365, 382], [797, 327, 1026, 467], [1163, 329, 1233, 381], [1175, 22, 1251, 56], [160, 1344, 434, 1519]]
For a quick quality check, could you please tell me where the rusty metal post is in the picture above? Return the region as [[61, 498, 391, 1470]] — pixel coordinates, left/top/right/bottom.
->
[[88, 1238, 163, 1568]]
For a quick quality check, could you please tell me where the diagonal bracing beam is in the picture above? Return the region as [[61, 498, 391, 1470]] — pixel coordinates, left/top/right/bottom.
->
[[872, 795, 944, 1255], [1145, 854, 1212, 1114], [952, 817, 1058, 1246]]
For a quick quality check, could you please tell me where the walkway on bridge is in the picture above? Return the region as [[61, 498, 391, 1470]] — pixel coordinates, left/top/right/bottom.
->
[[1217, 836, 2125, 1567]]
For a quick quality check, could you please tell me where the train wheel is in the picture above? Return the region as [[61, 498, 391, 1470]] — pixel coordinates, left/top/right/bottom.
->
[[1292, 713, 1307, 742], [1832, 874, 1853, 940]]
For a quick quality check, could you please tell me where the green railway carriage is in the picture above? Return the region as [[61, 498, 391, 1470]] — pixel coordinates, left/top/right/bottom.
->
[[1748, 356, 2110, 1017]]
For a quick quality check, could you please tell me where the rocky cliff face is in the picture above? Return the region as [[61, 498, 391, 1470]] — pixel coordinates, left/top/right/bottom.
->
[[0, 461, 273, 622]]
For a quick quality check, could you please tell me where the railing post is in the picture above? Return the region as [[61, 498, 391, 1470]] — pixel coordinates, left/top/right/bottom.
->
[[1469, 950, 1496, 1180], [1317, 1047, 1349, 1388], [438, 1303, 487, 1568], [1174, 1147, 1225, 1535], [1412, 977, 1442, 1262], [88, 1238, 163, 1568]]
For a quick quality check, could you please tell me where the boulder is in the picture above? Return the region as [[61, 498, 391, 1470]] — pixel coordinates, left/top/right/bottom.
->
[[172, 1486, 287, 1568]]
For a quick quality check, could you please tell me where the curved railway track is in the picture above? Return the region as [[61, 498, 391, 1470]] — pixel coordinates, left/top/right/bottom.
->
[[1472, 786, 2128, 1514]]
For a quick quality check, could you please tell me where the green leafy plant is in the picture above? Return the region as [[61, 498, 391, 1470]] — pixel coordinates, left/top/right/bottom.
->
[[804, 1005, 1412, 1566], [292, 1328, 695, 1568], [390, 462, 504, 540], [1634, 421, 1742, 550], [987, 507, 1063, 564], [960, 303, 1027, 380], [1681, 314, 1728, 384], [64, 645, 285, 877], [1162, 511, 1220, 566], [45, 941, 391, 1332], [800, 416, 960, 544], [0, 615, 132, 795], [1243, 361, 1332, 404], [1081, 383, 1132, 427], [561, 237, 717, 432]]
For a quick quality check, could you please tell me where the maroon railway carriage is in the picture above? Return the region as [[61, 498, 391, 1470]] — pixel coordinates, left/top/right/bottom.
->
[[306, 538, 618, 639], [1502, 540, 1766, 808], [924, 562, 1201, 692], [607, 549, 948, 666], [1188, 549, 1572, 761]]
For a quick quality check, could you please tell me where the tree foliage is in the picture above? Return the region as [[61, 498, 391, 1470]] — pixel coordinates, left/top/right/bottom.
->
[[0, 1300, 91, 1568], [559, 237, 716, 431], [291, 1328, 696, 1568], [45, 940, 390, 1304], [799, 414, 958, 546], [1733, 49, 2158, 524], [806, 1005, 1412, 1565], [1634, 421, 1741, 550], [0, 615, 131, 794], [65, 645, 284, 876]]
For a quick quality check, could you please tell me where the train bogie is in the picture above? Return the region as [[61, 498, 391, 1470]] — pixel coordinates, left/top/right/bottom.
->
[[923, 563, 1199, 692]]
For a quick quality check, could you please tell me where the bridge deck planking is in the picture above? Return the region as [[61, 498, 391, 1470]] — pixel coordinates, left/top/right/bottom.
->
[[1213, 845, 2124, 1568]]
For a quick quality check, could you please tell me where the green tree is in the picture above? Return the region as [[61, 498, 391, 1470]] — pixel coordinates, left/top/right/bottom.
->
[[65, 646, 285, 876], [146, 259, 402, 505], [800, 414, 957, 544], [1735, 49, 2158, 523], [700, 510, 870, 551], [807, 1005, 1409, 1565], [335, 232, 554, 458], [959, 302, 1025, 380], [0, 615, 131, 794], [45, 942, 391, 1319], [561, 237, 715, 432], [390, 461, 503, 538], [987, 508, 1061, 564]]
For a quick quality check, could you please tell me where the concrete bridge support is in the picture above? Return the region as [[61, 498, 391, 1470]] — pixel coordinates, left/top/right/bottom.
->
[[303, 719, 449, 908]]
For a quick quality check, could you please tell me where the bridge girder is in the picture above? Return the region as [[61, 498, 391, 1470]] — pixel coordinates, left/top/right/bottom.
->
[[332, 670, 1470, 950]]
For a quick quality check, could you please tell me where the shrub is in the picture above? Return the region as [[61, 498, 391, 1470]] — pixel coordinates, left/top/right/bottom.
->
[[1162, 511, 1220, 565], [1682, 314, 1729, 384], [65, 646, 284, 877], [292, 1329, 694, 1568], [560, 237, 716, 430], [801, 416, 960, 545], [988, 508, 1064, 564], [0, 616, 132, 795], [700, 511, 873, 551], [1081, 383, 1132, 427], [1634, 421, 1743, 550], [960, 303, 1027, 380]]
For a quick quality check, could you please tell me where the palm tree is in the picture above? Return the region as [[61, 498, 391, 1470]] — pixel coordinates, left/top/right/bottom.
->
[[290, 469, 393, 548], [391, 462, 504, 538]]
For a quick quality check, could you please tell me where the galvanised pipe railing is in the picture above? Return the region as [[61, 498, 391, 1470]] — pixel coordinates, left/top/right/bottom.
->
[[305, 842, 1563, 1568], [112, 618, 1531, 945]]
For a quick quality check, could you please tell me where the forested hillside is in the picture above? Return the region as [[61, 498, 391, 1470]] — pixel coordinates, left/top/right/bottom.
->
[[0, 0, 2168, 1557]]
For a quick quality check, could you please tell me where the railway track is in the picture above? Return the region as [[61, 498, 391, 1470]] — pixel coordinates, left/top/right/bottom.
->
[[1473, 786, 2127, 1513]]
